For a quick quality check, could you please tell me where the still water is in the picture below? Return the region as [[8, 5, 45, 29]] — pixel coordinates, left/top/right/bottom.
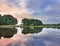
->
[[0, 28, 60, 46]]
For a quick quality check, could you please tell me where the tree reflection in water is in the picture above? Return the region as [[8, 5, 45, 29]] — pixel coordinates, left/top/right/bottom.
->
[[22, 27, 43, 34], [0, 28, 17, 38]]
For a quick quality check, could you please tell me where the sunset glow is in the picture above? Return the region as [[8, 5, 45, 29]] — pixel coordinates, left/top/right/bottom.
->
[[0, 0, 32, 24]]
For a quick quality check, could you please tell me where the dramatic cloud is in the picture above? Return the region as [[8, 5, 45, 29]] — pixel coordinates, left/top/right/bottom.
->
[[0, 0, 32, 24], [0, 0, 60, 24], [27, 0, 60, 24]]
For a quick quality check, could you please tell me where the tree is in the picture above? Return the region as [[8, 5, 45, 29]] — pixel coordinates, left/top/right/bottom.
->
[[0, 14, 3, 25], [22, 18, 30, 26], [22, 18, 43, 26], [30, 19, 43, 26], [0, 14, 18, 25]]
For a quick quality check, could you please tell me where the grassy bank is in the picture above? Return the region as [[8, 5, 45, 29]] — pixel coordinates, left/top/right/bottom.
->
[[0, 25, 21, 28], [0, 25, 60, 28], [23, 25, 60, 28]]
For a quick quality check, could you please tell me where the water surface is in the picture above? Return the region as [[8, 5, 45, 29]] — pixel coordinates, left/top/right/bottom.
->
[[0, 28, 60, 46]]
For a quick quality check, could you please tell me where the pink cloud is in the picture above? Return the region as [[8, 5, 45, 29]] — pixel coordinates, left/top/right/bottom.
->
[[0, 0, 32, 24]]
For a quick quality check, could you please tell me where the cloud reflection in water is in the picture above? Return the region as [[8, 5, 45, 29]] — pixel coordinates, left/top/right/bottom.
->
[[0, 28, 60, 46]]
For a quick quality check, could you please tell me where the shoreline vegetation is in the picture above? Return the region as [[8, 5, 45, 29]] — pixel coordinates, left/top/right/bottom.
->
[[0, 14, 60, 38], [0, 16, 59, 28], [0, 14, 59, 28]]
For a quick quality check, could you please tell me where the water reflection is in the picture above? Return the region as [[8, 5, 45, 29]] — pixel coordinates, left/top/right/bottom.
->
[[25, 28, 60, 46], [0, 28, 17, 38], [0, 28, 60, 46], [7, 42, 21, 46], [22, 27, 43, 34]]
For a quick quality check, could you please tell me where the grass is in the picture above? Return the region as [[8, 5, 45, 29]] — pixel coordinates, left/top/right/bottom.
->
[[0, 25, 60, 28], [24, 25, 60, 28], [0, 25, 21, 28]]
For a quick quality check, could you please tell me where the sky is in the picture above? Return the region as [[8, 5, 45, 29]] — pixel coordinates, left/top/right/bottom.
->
[[0, 0, 60, 24]]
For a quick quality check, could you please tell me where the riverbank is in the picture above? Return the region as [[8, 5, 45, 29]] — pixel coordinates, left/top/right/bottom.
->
[[0, 25, 20, 28], [0, 25, 60, 28]]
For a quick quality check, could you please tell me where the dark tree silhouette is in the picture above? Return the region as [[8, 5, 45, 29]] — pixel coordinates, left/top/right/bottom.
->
[[0, 14, 17, 25], [22, 18, 43, 26]]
